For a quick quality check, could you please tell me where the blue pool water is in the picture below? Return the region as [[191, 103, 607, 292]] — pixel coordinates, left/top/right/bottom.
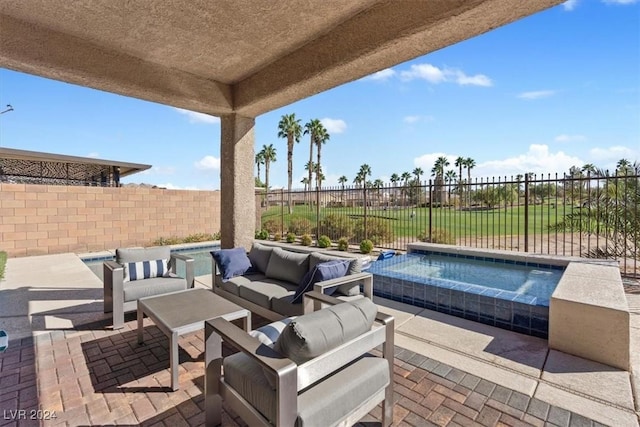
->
[[83, 244, 219, 281], [369, 251, 565, 338]]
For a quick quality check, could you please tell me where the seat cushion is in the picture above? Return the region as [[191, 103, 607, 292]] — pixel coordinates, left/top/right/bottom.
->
[[248, 243, 273, 274], [211, 247, 251, 281], [224, 352, 277, 422], [265, 247, 309, 285], [122, 275, 187, 302], [271, 294, 306, 317], [292, 260, 351, 303], [238, 279, 298, 309], [217, 273, 267, 295], [275, 297, 378, 364]]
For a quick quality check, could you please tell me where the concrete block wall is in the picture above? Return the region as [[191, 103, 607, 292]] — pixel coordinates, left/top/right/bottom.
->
[[0, 183, 221, 257]]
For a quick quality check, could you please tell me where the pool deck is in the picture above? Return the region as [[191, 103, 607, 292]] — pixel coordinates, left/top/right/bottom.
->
[[1, 253, 639, 426]]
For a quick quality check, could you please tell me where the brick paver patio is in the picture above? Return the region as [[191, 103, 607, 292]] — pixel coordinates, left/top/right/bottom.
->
[[0, 315, 606, 427]]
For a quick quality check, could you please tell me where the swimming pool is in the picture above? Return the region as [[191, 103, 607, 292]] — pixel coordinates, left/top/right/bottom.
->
[[369, 246, 565, 338], [82, 244, 220, 281]]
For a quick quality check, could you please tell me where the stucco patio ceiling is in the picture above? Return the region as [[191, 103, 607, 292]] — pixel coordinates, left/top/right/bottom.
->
[[1, 0, 562, 118]]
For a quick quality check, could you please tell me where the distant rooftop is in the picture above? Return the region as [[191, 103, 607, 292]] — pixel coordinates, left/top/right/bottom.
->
[[0, 147, 151, 187]]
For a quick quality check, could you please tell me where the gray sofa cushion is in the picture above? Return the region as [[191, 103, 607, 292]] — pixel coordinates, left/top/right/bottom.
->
[[309, 252, 363, 296], [271, 294, 305, 317], [248, 243, 273, 273], [224, 354, 389, 427], [218, 273, 267, 295], [238, 279, 298, 309], [265, 247, 309, 285], [117, 247, 171, 264], [122, 275, 187, 302], [275, 298, 377, 364]]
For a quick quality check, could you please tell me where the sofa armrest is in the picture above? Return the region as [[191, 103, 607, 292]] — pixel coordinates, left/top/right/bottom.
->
[[313, 271, 373, 299], [171, 253, 195, 288], [205, 317, 298, 426], [103, 261, 124, 326]]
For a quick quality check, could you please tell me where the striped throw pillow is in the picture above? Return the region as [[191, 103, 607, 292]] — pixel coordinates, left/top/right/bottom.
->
[[249, 317, 294, 347], [124, 259, 169, 282]]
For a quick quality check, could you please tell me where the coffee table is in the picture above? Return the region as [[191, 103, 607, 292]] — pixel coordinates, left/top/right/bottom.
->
[[137, 288, 250, 390]]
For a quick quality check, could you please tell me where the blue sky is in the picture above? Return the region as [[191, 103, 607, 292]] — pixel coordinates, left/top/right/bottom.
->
[[0, 0, 638, 190]]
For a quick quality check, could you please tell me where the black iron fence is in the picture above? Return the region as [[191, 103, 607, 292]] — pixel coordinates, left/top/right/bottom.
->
[[257, 173, 640, 278]]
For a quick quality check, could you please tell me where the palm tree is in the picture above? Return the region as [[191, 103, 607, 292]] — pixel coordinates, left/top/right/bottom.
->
[[304, 161, 316, 189], [277, 113, 302, 214], [401, 171, 412, 206], [464, 157, 476, 207], [617, 158, 632, 175], [373, 178, 384, 206], [315, 125, 330, 191], [255, 152, 265, 184], [412, 167, 423, 183], [581, 163, 598, 177], [358, 164, 372, 183], [455, 156, 465, 200], [261, 144, 277, 208], [303, 119, 323, 193], [338, 175, 348, 205], [301, 177, 309, 192], [431, 156, 450, 204], [445, 169, 457, 204]]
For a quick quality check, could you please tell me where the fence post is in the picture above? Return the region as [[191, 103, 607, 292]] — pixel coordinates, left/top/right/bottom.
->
[[428, 180, 433, 240], [363, 186, 368, 240], [524, 174, 529, 252], [315, 188, 320, 246], [280, 189, 284, 236]]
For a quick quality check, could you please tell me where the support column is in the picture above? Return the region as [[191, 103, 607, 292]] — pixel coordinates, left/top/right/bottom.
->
[[220, 114, 255, 250]]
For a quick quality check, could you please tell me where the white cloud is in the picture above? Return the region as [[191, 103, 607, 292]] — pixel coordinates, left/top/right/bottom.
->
[[588, 146, 639, 170], [554, 134, 586, 142], [86, 152, 100, 158], [403, 115, 434, 124], [474, 144, 584, 178], [413, 152, 460, 172], [174, 108, 220, 124], [602, 0, 638, 4], [517, 90, 556, 100], [320, 118, 347, 134], [401, 64, 446, 84], [563, 0, 578, 11], [367, 68, 396, 81], [194, 155, 221, 171], [400, 64, 492, 87], [154, 183, 202, 191]]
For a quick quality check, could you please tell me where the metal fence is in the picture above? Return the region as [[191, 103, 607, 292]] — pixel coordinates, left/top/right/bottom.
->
[[258, 173, 640, 278]]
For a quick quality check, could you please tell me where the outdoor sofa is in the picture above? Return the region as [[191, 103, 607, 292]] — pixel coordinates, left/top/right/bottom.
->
[[211, 242, 373, 323]]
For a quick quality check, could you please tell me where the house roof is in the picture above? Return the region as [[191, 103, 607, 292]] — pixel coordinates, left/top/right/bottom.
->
[[0, 147, 151, 182]]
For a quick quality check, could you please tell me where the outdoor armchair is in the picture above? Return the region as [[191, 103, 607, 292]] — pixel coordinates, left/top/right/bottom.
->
[[204, 290, 394, 427], [103, 246, 194, 329]]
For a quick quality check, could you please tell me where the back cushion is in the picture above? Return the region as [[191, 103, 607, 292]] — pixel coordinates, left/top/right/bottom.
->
[[117, 247, 171, 264], [265, 247, 309, 285], [248, 243, 273, 273], [211, 247, 252, 281], [275, 298, 377, 364]]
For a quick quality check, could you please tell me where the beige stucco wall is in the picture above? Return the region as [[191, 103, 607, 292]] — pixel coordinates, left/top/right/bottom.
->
[[0, 183, 221, 257]]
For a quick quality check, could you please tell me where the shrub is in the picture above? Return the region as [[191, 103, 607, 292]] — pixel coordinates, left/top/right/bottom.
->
[[183, 232, 218, 243], [153, 236, 182, 246], [288, 216, 312, 235], [317, 235, 332, 248], [417, 228, 456, 245], [300, 234, 313, 246], [262, 218, 282, 234], [152, 232, 220, 246], [353, 218, 394, 246], [337, 237, 349, 251], [359, 239, 374, 254], [317, 214, 354, 240], [286, 232, 297, 243], [0, 251, 6, 280], [255, 229, 269, 240], [273, 232, 282, 242]]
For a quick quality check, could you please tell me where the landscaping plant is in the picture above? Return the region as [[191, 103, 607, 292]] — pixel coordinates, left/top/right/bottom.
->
[[359, 239, 374, 254], [317, 235, 332, 248]]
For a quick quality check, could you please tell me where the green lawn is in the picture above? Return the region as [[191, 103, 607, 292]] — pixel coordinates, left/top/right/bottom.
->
[[261, 203, 574, 239]]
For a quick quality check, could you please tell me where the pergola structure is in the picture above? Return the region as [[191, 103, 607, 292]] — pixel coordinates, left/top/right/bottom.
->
[[0, 0, 564, 249], [0, 147, 150, 187]]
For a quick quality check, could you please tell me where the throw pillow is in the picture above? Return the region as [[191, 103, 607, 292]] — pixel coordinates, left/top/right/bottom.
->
[[275, 298, 378, 365], [211, 247, 252, 281], [248, 242, 273, 273], [292, 259, 350, 303], [123, 259, 169, 282], [249, 317, 294, 347], [264, 247, 309, 285]]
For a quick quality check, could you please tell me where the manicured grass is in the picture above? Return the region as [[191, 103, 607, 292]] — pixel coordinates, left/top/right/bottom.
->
[[0, 251, 6, 280], [261, 203, 574, 239]]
